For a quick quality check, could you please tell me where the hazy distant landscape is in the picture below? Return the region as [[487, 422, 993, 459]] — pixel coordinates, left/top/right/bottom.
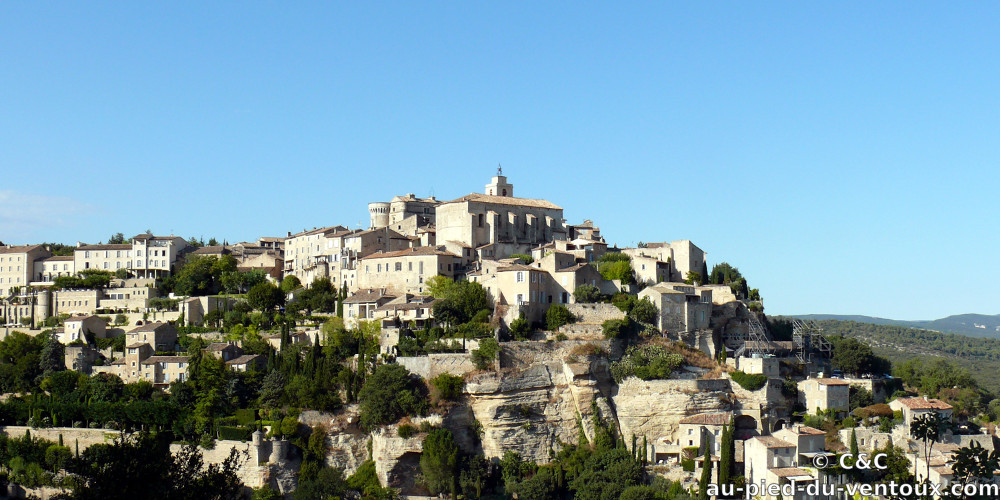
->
[[793, 313, 1000, 338]]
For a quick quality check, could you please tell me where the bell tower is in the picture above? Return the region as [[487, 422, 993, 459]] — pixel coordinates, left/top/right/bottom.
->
[[485, 165, 514, 197]]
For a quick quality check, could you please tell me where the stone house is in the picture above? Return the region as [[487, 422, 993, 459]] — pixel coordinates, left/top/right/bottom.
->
[[638, 282, 712, 333], [677, 411, 732, 456], [226, 354, 264, 372], [343, 289, 397, 328], [126, 322, 178, 352], [798, 378, 850, 416], [0, 244, 50, 297], [33, 255, 75, 282], [357, 247, 461, 295], [889, 396, 953, 430], [61, 315, 107, 344], [205, 342, 243, 362], [139, 355, 190, 387]]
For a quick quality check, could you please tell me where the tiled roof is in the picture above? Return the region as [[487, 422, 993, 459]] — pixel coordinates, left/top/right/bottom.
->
[[128, 321, 172, 333], [0, 244, 45, 254], [126, 342, 149, 349], [362, 247, 459, 260], [753, 436, 795, 448], [42, 256, 74, 261], [205, 342, 236, 352], [895, 397, 953, 411], [343, 289, 396, 304], [442, 193, 562, 210], [814, 378, 850, 386], [191, 246, 231, 255], [142, 356, 190, 365], [791, 426, 826, 436], [226, 354, 262, 365], [771, 467, 813, 478], [498, 264, 538, 272], [679, 412, 732, 426], [77, 243, 131, 251]]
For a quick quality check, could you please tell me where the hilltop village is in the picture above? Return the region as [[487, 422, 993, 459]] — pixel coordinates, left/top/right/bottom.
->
[[0, 172, 992, 499]]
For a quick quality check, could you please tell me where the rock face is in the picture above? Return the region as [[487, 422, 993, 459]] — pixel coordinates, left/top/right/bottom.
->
[[300, 407, 370, 477], [371, 427, 427, 494], [613, 377, 734, 448], [464, 356, 612, 464]]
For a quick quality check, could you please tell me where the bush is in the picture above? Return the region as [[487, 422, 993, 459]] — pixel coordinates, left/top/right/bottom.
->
[[218, 426, 253, 442], [574, 285, 603, 303], [730, 371, 768, 391], [611, 345, 684, 383], [555, 333, 568, 341], [509, 314, 530, 340], [545, 305, 574, 331], [682, 458, 695, 472], [397, 424, 417, 439], [602, 318, 631, 339], [471, 338, 500, 370], [509, 253, 534, 265], [627, 298, 657, 324], [430, 373, 465, 402], [358, 364, 429, 430]]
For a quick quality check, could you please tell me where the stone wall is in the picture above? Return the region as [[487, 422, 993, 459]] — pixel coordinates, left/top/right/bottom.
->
[[564, 303, 625, 324], [397, 353, 478, 379], [169, 437, 300, 494], [0, 426, 118, 451], [500, 340, 618, 369]]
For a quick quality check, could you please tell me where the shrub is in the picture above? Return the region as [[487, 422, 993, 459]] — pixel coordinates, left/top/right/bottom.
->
[[681, 458, 695, 472], [509, 254, 534, 265], [397, 424, 417, 439], [627, 298, 657, 324], [555, 333, 568, 341], [602, 318, 631, 339], [472, 338, 500, 370], [730, 371, 768, 391], [218, 426, 253, 441], [611, 345, 684, 383], [574, 285, 603, 303], [545, 305, 574, 331], [430, 373, 465, 402], [570, 343, 607, 357], [509, 314, 530, 340]]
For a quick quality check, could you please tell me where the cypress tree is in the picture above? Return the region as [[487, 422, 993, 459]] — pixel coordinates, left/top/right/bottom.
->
[[719, 423, 734, 489], [698, 446, 712, 500]]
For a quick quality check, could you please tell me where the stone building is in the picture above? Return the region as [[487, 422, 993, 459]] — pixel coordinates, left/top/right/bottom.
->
[[889, 396, 953, 431], [357, 246, 461, 295], [435, 171, 567, 260], [622, 240, 706, 283], [368, 193, 440, 233], [33, 255, 75, 282], [797, 378, 850, 416], [0, 244, 50, 297], [638, 282, 713, 333], [61, 315, 107, 344]]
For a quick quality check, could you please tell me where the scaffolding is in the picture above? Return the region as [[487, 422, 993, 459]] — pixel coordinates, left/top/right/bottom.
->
[[792, 319, 833, 363]]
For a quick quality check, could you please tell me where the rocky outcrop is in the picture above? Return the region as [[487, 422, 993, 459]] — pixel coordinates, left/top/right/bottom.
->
[[300, 407, 371, 477], [464, 358, 611, 464], [613, 377, 734, 446], [371, 422, 434, 495]]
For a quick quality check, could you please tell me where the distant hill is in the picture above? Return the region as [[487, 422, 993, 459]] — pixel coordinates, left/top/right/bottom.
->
[[779, 318, 1000, 394], [793, 313, 1000, 338]]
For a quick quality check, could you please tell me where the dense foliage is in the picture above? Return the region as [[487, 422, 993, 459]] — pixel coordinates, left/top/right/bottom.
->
[[730, 371, 768, 391], [357, 364, 428, 430], [610, 345, 684, 383]]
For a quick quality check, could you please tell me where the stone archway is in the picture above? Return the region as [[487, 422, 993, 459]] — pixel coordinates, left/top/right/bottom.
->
[[734, 415, 759, 439], [772, 419, 787, 432]]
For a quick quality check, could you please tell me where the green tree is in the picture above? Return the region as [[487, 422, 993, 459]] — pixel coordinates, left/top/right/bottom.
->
[[573, 284, 603, 303], [430, 373, 465, 402], [280, 275, 301, 294], [421, 428, 460, 496], [911, 411, 950, 481], [39, 335, 66, 379], [247, 282, 285, 312], [627, 298, 657, 324], [471, 338, 499, 370], [357, 364, 428, 429], [684, 271, 702, 286], [718, 422, 734, 488], [698, 446, 712, 500], [545, 304, 574, 331]]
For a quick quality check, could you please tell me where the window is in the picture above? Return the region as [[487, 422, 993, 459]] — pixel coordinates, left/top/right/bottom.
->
[[516, 293, 524, 304], [516, 272, 524, 283], [478, 213, 484, 227], [419, 262, 424, 274], [408, 262, 413, 271], [395, 262, 402, 271]]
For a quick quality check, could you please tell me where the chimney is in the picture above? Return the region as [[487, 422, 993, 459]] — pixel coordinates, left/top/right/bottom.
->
[[287, 231, 291, 237]]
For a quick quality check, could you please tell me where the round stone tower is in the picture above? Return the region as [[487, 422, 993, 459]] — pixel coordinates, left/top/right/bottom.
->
[[368, 202, 390, 229]]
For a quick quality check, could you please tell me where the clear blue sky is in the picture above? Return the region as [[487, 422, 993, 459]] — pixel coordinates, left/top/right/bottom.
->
[[2, 3, 997, 320]]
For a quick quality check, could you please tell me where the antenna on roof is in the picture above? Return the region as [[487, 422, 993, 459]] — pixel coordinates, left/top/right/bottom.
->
[[497, 163, 502, 176]]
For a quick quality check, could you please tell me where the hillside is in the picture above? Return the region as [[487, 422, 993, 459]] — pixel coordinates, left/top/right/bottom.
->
[[788, 318, 1000, 393], [794, 313, 1000, 338]]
